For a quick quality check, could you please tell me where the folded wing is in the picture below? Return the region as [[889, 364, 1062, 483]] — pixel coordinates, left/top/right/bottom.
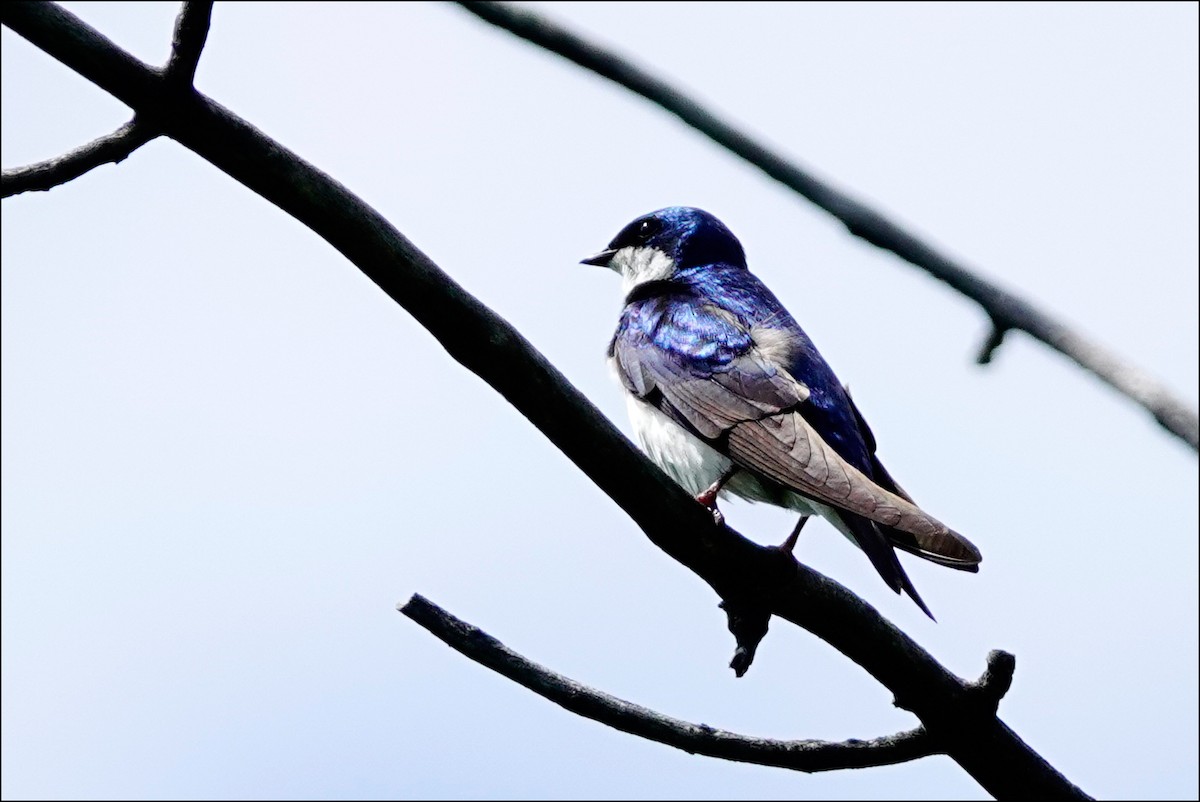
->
[[611, 287, 981, 576]]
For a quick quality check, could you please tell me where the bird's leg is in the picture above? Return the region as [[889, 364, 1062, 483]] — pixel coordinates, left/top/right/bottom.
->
[[695, 469, 736, 526], [779, 515, 810, 555], [695, 472, 731, 507]]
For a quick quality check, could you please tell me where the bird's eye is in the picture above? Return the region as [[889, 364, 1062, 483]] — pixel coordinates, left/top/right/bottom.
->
[[634, 217, 661, 243], [611, 215, 664, 250]]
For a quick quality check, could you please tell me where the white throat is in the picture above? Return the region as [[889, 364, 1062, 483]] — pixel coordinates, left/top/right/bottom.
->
[[610, 246, 675, 294]]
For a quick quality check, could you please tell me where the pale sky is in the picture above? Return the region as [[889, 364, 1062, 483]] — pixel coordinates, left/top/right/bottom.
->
[[3, 2, 1197, 799]]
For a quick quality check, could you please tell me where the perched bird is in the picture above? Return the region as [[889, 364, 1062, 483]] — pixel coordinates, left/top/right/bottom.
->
[[583, 206, 980, 618]]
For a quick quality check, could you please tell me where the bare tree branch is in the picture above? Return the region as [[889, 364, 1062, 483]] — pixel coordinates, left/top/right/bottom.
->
[[1, 118, 155, 198], [165, 0, 213, 88], [1, 1, 211, 199], [0, 3, 1092, 798], [454, 0, 1199, 454], [399, 593, 941, 773]]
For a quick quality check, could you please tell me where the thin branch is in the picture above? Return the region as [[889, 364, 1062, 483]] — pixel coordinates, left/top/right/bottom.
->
[[975, 323, 1009, 366], [454, 0, 1199, 454], [1, 118, 155, 198], [0, 3, 1091, 798], [165, 0, 212, 88], [399, 593, 940, 773]]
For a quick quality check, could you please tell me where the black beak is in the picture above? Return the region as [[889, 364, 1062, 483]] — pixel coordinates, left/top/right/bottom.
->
[[581, 248, 616, 267]]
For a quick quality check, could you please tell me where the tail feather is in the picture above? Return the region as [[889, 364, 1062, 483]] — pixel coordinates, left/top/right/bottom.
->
[[898, 565, 936, 621], [891, 534, 981, 572], [838, 509, 937, 621]]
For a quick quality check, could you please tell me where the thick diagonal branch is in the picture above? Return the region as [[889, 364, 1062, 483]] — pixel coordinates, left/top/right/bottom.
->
[[455, 1, 1198, 453], [0, 4, 1091, 798], [1, 118, 155, 197], [399, 593, 939, 772]]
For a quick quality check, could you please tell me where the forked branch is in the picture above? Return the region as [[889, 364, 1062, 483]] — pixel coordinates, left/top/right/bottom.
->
[[1, 0, 213, 198]]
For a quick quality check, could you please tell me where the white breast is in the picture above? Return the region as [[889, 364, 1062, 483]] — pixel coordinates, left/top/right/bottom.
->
[[625, 395, 731, 497], [623, 391, 852, 540]]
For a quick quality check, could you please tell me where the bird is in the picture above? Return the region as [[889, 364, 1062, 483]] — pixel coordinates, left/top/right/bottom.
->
[[582, 206, 981, 618]]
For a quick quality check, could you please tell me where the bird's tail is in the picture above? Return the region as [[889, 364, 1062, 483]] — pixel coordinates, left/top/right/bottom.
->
[[889, 531, 981, 572], [839, 510, 937, 620], [864, 449, 981, 572]]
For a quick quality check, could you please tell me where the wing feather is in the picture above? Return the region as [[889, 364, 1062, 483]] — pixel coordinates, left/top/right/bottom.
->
[[611, 285, 981, 575], [841, 387, 982, 569]]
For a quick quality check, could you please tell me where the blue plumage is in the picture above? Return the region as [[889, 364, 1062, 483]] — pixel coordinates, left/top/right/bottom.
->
[[585, 206, 981, 618]]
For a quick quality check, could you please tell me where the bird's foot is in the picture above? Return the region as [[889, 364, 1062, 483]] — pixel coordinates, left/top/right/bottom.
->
[[696, 470, 735, 527], [695, 492, 726, 527], [695, 484, 721, 508]]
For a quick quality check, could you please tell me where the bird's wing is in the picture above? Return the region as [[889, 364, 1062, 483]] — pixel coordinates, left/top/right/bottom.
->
[[842, 387, 982, 570], [612, 291, 979, 571], [611, 297, 808, 437], [724, 412, 979, 569]]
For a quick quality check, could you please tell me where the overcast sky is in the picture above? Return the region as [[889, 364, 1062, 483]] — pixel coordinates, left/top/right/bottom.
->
[[3, 2, 1197, 800]]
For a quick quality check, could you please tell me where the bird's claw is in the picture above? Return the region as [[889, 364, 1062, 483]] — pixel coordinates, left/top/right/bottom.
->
[[695, 490, 724, 527], [696, 470, 735, 526]]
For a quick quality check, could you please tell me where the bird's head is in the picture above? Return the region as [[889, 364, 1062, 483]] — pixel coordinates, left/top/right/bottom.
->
[[582, 207, 746, 292]]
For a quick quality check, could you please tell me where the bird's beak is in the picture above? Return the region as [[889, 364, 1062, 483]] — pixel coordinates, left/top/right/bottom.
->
[[581, 248, 616, 267]]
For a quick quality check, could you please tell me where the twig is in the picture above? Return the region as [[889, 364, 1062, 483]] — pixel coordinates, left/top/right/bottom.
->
[[1, 118, 154, 198], [0, 4, 1092, 797], [454, 0, 1199, 453], [165, 0, 213, 88], [399, 593, 940, 772], [718, 598, 771, 678], [975, 322, 1009, 366], [965, 650, 1017, 716]]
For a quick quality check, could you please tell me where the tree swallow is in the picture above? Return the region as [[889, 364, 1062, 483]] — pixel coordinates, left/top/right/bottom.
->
[[583, 206, 980, 618]]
